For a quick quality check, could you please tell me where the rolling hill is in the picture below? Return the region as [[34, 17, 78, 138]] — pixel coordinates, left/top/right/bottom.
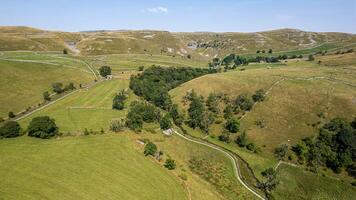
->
[[1, 26, 355, 59]]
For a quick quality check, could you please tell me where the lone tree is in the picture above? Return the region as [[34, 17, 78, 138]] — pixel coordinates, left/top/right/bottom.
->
[[99, 66, 112, 78], [43, 91, 51, 101], [164, 158, 176, 170], [27, 116, 59, 139], [8, 112, 15, 118], [268, 49, 273, 54], [112, 90, 127, 110], [225, 118, 240, 133], [144, 142, 157, 156], [0, 121, 21, 138], [63, 49, 68, 54]]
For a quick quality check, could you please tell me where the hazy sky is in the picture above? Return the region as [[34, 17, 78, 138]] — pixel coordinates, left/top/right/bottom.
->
[[0, 0, 355, 33]]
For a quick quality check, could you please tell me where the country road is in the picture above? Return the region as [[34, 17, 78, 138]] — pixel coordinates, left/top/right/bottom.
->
[[174, 130, 266, 200]]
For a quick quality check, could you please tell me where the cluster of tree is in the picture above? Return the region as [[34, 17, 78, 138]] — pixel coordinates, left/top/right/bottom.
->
[[292, 118, 356, 177], [99, 66, 112, 78], [144, 141, 176, 170], [112, 90, 128, 110], [125, 101, 173, 131], [257, 168, 280, 197], [52, 82, 75, 94], [248, 54, 302, 63], [208, 54, 248, 71], [129, 66, 210, 110], [0, 116, 59, 139], [256, 49, 273, 54]]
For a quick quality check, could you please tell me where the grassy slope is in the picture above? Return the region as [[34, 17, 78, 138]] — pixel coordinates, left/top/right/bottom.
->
[[274, 164, 356, 200], [0, 134, 186, 200], [86, 53, 207, 73], [169, 55, 356, 199], [0, 52, 93, 118], [16, 78, 257, 200]]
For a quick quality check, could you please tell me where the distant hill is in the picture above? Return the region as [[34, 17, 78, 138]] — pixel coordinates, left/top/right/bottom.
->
[[0, 26, 355, 58]]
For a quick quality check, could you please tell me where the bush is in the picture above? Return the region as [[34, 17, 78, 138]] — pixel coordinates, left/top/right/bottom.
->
[[252, 89, 265, 102], [246, 143, 256, 151], [27, 116, 58, 139], [225, 118, 240, 133], [110, 119, 125, 132], [308, 54, 315, 61], [138, 66, 145, 71], [164, 158, 176, 170], [43, 91, 51, 101], [8, 112, 15, 118], [144, 142, 157, 156], [235, 131, 247, 147], [52, 82, 64, 94], [0, 121, 21, 138], [218, 133, 231, 143], [99, 66, 112, 78]]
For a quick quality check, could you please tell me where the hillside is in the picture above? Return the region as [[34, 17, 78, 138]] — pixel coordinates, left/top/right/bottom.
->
[[0, 26, 355, 58]]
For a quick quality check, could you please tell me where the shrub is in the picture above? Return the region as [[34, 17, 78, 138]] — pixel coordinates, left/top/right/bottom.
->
[[246, 143, 256, 151], [308, 54, 315, 61], [225, 118, 240, 133], [43, 91, 51, 101], [52, 82, 64, 94], [218, 133, 231, 143], [274, 144, 289, 160], [252, 89, 265, 102], [8, 112, 15, 118], [99, 66, 112, 78], [144, 142, 157, 156], [234, 94, 254, 111], [235, 131, 247, 147], [138, 66, 145, 71], [0, 121, 21, 138], [110, 119, 125, 132], [164, 158, 176, 170], [27, 116, 58, 139]]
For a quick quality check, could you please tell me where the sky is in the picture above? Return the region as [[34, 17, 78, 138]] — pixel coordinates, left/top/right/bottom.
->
[[0, 0, 355, 33]]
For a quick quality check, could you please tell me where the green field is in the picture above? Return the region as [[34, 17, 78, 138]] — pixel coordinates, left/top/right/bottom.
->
[[0, 52, 95, 118], [0, 134, 187, 200], [86, 53, 207, 73], [274, 164, 356, 200]]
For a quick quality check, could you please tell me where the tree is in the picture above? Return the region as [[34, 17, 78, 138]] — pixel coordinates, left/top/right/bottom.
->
[[43, 91, 51, 101], [187, 54, 191, 59], [235, 131, 247, 147], [144, 142, 157, 156], [52, 82, 64, 94], [27, 116, 58, 139], [0, 121, 21, 138], [8, 112, 15, 118], [274, 144, 289, 160], [256, 50, 260, 54], [206, 93, 220, 113], [262, 50, 266, 53], [112, 90, 127, 110], [257, 168, 279, 194], [138, 66, 145, 71], [188, 95, 205, 129], [268, 49, 273, 54], [234, 94, 254, 111], [99, 66, 112, 78], [169, 104, 184, 126], [64, 82, 75, 91], [63, 49, 68, 54], [225, 118, 240, 133], [308, 54, 315, 61], [247, 143, 256, 151], [160, 114, 172, 130], [164, 158, 176, 170], [223, 104, 234, 119], [252, 89, 265, 102], [126, 112, 143, 130]]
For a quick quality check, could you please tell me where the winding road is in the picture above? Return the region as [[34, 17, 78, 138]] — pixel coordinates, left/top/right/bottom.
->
[[174, 130, 266, 200]]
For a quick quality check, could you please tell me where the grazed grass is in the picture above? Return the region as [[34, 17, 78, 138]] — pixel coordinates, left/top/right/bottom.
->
[[0, 134, 187, 200]]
